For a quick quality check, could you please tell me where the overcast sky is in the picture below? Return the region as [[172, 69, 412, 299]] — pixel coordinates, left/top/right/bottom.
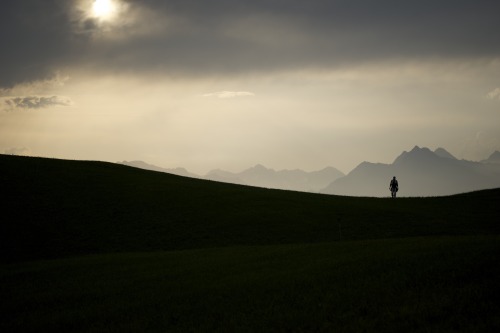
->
[[1, 0, 500, 174]]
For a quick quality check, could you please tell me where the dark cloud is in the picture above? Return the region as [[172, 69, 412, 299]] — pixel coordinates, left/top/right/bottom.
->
[[1, 0, 500, 87], [0, 0, 82, 88], [3, 95, 73, 110]]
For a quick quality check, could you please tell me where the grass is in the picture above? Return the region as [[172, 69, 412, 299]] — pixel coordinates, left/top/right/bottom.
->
[[1, 154, 499, 262], [1, 154, 500, 332], [2, 236, 499, 332]]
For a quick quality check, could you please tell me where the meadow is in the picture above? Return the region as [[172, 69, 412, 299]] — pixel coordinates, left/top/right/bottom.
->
[[1, 154, 499, 332]]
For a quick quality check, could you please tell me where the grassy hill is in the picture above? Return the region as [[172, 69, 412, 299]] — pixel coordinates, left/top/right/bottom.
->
[[2, 154, 499, 262], [1, 154, 499, 332]]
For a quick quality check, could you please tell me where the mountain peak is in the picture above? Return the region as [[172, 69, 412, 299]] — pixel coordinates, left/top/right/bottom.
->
[[413, 146, 433, 153], [483, 151, 500, 163], [434, 148, 456, 160], [324, 145, 500, 197], [393, 146, 434, 164], [491, 151, 500, 158], [253, 164, 268, 170]]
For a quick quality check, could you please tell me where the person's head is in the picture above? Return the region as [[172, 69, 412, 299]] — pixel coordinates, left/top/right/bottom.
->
[[393, 176, 396, 179]]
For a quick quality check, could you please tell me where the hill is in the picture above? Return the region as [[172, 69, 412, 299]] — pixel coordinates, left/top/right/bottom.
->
[[1, 153, 499, 262], [1, 154, 500, 332], [322, 146, 500, 197], [2, 236, 499, 332]]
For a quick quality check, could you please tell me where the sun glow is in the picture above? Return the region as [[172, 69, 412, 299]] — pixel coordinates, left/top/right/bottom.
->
[[92, 0, 116, 20]]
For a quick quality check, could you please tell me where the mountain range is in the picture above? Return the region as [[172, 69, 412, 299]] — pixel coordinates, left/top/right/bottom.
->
[[119, 160, 345, 193], [119, 160, 200, 178], [119, 146, 500, 197], [321, 146, 500, 197]]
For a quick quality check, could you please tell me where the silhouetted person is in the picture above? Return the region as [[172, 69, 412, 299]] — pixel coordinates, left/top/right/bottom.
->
[[390, 176, 399, 198]]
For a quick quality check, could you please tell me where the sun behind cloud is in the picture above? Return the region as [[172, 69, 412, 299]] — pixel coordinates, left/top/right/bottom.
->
[[92, 0, 116, 20]]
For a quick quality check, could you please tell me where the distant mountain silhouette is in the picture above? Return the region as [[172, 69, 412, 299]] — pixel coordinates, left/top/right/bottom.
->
[[207, 164, 345, 192], [482, 151, 500, 164], [205, 169, 247, 185], [121, 146, 500, 197], [321, 146, 500, 197], [119, 160, 200, 178], [433, 147, 456, 160], [120, 161, 344, 193]]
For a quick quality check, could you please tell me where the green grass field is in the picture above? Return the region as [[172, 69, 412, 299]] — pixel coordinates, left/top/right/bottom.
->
[[1, 154, 499, 332]]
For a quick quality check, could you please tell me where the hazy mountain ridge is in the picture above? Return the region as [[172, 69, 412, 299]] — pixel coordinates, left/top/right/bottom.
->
[[482, 151, 500, 164], [322, 146, 500, 197], [433, 147, 457, 160], [120, 146, 500, 196], [119, 160, 200, 178], [204, 164, 346, 192], [120, 161, 345, 193], [205, 169, 247, 185]]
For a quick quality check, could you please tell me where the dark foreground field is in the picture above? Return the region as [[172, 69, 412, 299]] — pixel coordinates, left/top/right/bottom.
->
[[1, 154, 499, 332]]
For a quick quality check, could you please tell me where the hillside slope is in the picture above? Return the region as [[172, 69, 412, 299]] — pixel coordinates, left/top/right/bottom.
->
[[2, 236, 499, 332], [2, 154, 500, 332], [1, 154, 499, 262]]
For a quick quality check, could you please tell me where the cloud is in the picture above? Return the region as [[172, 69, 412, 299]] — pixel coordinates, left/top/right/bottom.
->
[[0, 74, 72, 111], [0, 1, 77, 88], [203, 91, 255, 99], [1, 0, 500, 87], [0, 74, 69, 97], [487, 88, 500, 100], [2, 95, 73, 111], [3, 147, 31, 156]]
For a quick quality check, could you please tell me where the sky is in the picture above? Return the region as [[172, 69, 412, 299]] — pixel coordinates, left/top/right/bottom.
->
[[1, 0, 500, 174]]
